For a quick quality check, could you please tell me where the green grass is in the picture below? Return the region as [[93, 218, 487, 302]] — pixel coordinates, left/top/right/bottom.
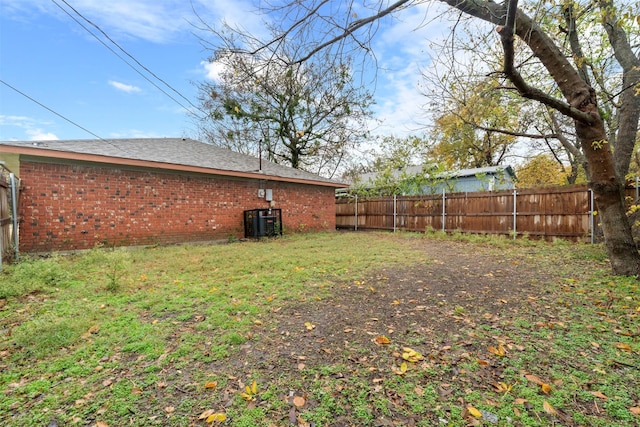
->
[[0, 231, 638, 426]]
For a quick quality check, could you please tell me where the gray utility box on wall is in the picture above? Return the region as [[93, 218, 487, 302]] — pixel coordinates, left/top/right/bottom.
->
[[243, 208, 283, 238]]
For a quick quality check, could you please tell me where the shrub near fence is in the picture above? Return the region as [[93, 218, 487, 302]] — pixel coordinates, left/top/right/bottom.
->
[[336, 184, 638, 242]]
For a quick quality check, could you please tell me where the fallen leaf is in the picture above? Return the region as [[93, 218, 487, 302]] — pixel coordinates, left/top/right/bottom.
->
[[205, 413, 227, 422], [630, 407, 640, 415], [304, 322, 315, 330], [615, 342, 632, 352], [131, 387, 142, 394], [241, 380, 258, 401], [199, 409, 215, 420], [392, 362, 408, 375], [88, 325, 100, 334], [589, 391, 607, 400], [374, 335, 390, 345], [402, 347, 424, 362], [287, 407, 297, 425], [541, 383, 553, 395], [204, 381, 218, 389], [292, 396, 306, 408], [164, 406, 175, 414], [514, 398, 528, 405], [96, 422, 109, 427], [467, 405, 483, 418], [525, 374, 545, 386], [488, 344, 506, 357], [543, 400, 557, 415], [492, 382, 513, 393]]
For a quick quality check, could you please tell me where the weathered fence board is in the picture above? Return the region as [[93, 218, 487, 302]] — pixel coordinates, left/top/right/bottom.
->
[[336, 184, 636, 241]]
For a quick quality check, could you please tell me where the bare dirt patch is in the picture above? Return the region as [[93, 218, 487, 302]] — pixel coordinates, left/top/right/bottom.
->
[[241, 239, 557, 367], [211, 238, 604, 425]]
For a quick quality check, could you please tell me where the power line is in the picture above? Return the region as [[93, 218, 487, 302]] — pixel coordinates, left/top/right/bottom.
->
[[52, 0, 204, 117], [0, 79, 106, 141]]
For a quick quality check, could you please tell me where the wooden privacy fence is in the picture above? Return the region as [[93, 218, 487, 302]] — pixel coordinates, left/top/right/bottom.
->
[[336, 184, 638, 242]]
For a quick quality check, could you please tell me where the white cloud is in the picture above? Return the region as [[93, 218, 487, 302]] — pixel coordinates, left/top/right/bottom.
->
[[363, 4, 453, 137], [108, 80, 142, 93], [0, 115, 58, 141], [26, 129, 58, 141], [201, 61, 225, 81], [0, 115, 33, 126], [1, 0, 264, 44]]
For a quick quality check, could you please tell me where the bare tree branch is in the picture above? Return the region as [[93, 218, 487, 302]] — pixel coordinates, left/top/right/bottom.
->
[[496, 0, 595, 124], [294, 0, 413, 63]]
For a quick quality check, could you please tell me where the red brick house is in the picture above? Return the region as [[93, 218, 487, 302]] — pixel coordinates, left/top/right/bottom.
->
[[0, 138, 344, 252]]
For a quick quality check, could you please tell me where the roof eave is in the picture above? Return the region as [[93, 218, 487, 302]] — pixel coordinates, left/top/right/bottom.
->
[[2, 145, 346, 188]]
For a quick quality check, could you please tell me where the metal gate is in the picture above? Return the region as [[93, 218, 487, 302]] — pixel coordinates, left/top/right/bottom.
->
[[0, 164, 20, 267]]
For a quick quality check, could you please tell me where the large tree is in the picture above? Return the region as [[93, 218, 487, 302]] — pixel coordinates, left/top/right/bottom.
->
[[195, 30, 373, 178], [229, 0, 639, 276], [429, 77, 523, 168], [422, 20, 590, 181]]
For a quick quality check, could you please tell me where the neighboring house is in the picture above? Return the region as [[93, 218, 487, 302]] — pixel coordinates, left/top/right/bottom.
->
[[344, 165, 516, 196], [0, 138, 344, 253], [430, 166, 516, 193]]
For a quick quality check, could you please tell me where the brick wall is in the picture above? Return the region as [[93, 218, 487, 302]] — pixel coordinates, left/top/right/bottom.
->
[[19, 160, 336, 252]]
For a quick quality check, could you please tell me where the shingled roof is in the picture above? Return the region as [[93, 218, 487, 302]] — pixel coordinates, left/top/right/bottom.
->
[[0, 138, 345, 187]]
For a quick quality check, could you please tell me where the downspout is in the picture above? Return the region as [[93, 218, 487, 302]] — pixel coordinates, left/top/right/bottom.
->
[[10, 173, 19, 260]]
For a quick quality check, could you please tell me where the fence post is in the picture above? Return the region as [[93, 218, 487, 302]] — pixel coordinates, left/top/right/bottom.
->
[[393, 194, 397, 232], [590, 189, 594, 244], [354, 194, 358, 231], [441, 189, 446, 233], [513, 189, 517, 240]]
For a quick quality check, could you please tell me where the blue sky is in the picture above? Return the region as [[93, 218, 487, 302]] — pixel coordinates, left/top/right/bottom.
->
[[0, 0, 450, 142]]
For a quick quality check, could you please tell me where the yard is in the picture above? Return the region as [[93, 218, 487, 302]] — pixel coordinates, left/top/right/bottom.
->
[[0, 231, 638, 426]]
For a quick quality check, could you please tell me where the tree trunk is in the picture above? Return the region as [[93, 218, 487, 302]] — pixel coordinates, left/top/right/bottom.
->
[[598, 0, 640, 181], [440, 0, 640, 276], [576, 109, 640, 276]]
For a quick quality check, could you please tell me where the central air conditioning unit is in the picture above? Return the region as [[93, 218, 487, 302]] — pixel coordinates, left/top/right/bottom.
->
[[243, 208, 283, 238]]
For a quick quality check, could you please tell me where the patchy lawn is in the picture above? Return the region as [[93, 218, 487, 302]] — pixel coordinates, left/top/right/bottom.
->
[[0, 231, 638, 427]]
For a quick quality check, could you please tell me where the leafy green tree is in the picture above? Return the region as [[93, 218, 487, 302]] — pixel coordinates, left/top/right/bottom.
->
[[364, 135, 428, 171], [349, 163, 450, 197], [340, 135, 459, 196], [516, 154, 571, 188], [195, 34, 373, 178], [429, 77, 521, 168]]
